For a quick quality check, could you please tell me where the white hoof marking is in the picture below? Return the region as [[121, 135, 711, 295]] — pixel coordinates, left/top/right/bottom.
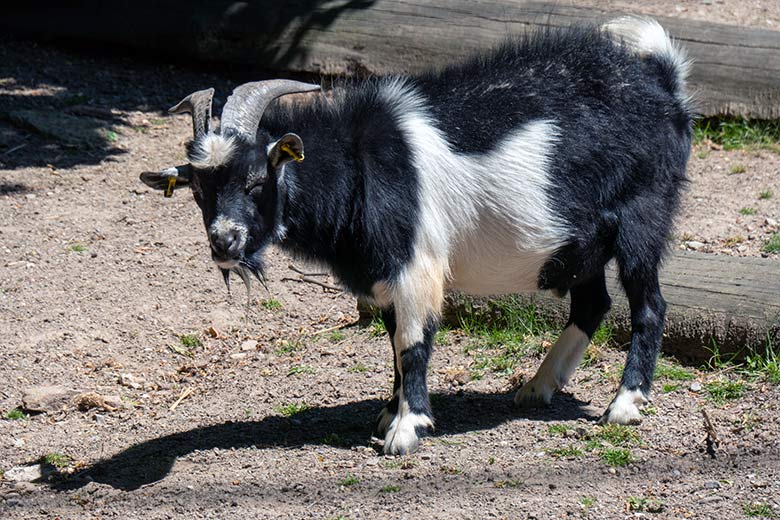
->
[[601, 386, 648, 425], [383, 412, 433, 455]]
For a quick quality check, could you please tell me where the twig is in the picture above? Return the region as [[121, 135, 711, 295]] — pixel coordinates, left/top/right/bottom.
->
[[1, 143, 27, 156], [311, 320, 358, 336], [282, 276, 343, 292], [170, 387, 195, 411], [288, 264, 328, 277], [701, 409, 719, 459]]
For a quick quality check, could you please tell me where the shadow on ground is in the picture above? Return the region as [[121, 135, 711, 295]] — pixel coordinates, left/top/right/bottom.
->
[[48, 391, 595, 491]]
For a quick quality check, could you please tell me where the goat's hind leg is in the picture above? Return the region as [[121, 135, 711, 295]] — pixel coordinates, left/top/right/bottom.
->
[[515, 270, 611, 406]]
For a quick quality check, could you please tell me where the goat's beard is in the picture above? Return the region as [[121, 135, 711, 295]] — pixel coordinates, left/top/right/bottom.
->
[[219, 251, 267, 302]]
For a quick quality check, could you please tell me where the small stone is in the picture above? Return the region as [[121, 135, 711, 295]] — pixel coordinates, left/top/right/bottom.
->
[[240, 340, 258, 352], [704, 481, 720, 490], [230, 353, 248, 360], [22, 385, 79, 413], [690, 382, 702, 392], [12, 438, 25, 448], [4, 465, 44, 482], [119, 373, 145, 390], [699, 496, 722, 504], [765, 218, 778, 227], [685, 240, 706, 251], [12, 482, 36, 494]]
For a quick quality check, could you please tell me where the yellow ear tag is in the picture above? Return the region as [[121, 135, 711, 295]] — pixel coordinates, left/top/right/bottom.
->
[[280, 143, 304, 162], [164, 176, 177, 198]]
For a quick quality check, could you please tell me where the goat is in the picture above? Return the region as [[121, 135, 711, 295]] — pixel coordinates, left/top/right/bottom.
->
[[141, 17, 692, 455]]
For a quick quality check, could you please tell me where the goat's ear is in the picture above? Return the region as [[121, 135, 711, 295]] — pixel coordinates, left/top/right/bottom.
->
[[268, 133, 305, 169], [139, 165, 192, 198]]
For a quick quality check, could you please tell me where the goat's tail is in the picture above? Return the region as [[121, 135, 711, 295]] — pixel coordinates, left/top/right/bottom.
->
[[602, 17, 692, 109]]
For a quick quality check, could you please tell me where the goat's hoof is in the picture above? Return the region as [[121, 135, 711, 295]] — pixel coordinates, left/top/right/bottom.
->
[[382, 413, 433, 456], [514, 378, 555, 407], [599, 387, 648, 425]]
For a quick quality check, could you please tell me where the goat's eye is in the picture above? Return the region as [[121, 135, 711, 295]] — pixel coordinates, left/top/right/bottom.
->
[[246, 175, 266, 194]]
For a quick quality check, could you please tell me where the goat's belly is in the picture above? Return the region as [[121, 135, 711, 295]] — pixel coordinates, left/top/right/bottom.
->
[[447, 247, 550, 296]]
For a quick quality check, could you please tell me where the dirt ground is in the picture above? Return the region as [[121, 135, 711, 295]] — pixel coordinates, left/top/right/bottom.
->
[[1, 5, 779, 519]]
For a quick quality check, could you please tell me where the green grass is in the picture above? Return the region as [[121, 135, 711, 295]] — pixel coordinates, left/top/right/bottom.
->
[[627, 496, 665, 513], [546, 446, 583, 459], [743, 502, 778, 518], [328, 330, 346, 342], [3, 408, 26, 420], [744, 336, 780, 383], [763, 233, 780, 254], [380, 484, 401, 493], [261, 298, 283, 311], [68, 243, 88, 253], [759, 189, 773, 200], [705, 379, 745, 404], [693, 117, 780, 152], [459, 298, 555, 378], [661, 383, 679, 393], [654, 360, 695, 381], [347, 363, 369, 373], [434, 327, 450, 346], [729, 164, 747, 175], [179, 334, 202, 349], [287, 365, 315, 376], [276, 339, 305, 355], [580, 496, 596, 508], [339, 474, 359, 486], [739, 207, 757, 216], [274, 402, 310, 417], [594, 424, 641, 447], [369, 315, 387, 338], [323, 433, 345, 447], [600, 448, 634, 467], [547, 424, 571, 436], [40, 453, 72, 469], [105, 130, 118, 143]]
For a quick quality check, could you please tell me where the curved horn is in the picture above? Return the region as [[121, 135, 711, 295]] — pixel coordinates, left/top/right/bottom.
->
[[220, 80, 321, 142], [169, 88, 214, 140]]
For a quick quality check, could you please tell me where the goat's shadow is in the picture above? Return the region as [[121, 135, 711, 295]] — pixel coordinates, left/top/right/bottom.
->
[[50, 390, 596, 492]]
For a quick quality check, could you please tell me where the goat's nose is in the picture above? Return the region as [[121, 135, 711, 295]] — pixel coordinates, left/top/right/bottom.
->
[[210, 228, 241, 259]]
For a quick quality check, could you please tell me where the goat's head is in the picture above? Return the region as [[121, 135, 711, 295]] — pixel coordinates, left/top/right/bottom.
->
[[140, 81, 320, 291]]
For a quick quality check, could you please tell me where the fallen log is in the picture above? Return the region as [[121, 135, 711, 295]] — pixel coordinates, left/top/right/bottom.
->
[[2, 1, 780, 118], [360, 250, 780, 362]]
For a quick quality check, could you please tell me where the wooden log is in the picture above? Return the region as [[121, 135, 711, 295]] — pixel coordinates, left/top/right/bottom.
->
[[3, 1, 780, 118], [360, 250, 780, 362]]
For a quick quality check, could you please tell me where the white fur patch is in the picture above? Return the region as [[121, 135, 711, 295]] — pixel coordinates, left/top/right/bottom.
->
[[189, 133, 236, 169], [208, 215, 248, 254], [515, 325, 590, 405], [383, 410, 434, 455], [602, 386, 648, 425], [602, 16, 692, 106], [379, 79, 569, 297]]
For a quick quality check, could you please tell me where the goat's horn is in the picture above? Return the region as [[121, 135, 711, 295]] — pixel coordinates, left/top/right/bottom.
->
[[169, 88, 215, 140], [220, 80, 320, 142]]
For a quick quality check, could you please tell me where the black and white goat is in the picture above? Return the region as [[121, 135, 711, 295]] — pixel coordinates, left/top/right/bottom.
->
[[141, 17, 692, 455]]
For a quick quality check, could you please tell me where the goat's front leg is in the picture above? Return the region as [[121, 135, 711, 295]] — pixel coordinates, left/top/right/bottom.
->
[[374, 260, 444, 455]]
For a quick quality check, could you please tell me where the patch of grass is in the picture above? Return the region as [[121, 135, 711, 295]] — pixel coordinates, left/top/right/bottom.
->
[[743, 502, 778, 518], [693, 117, 780, 152], [380, 484, 401, 493], [369, 315, 387, 338], [729, 164, 747, 175], [600, 448, 634, 467], [440, 465, 462, 474], [627, 496, 665, 513], [595, 424, 641, 447], [744, 336, 780, 383], [287, 365, 315, 376], [105, 130, 118, 143], [494, 479, 523, 488], [179, 334, 202, 349], [68, 243, 88, 253], [725, 235, 745, 247], [274, 402, 310, 417], [759, 189, 773, 200], [261, 298, 283, 311], [328, 330, 345, 342], [661, 383, 679, 393], [3, 408, 26, 420], [547, 424, 571, 436], [641, 406, 658, 416], [40, 453, 72, 469], [739, 207, 757, 216], [695, 149, 710, 160], [655, 360, 695, 381], [275, 339, 305, 355], [763, 233, 780, 254], [580, 496, 596, 508], [347, 363, 369, 373], [546, 446, 583, 459], [434, 327, 450, 346], [706, 379, 745, 404], [339, 474, 359, 486], [591, 323, 616, 348], [460, 298, 555, 378]]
